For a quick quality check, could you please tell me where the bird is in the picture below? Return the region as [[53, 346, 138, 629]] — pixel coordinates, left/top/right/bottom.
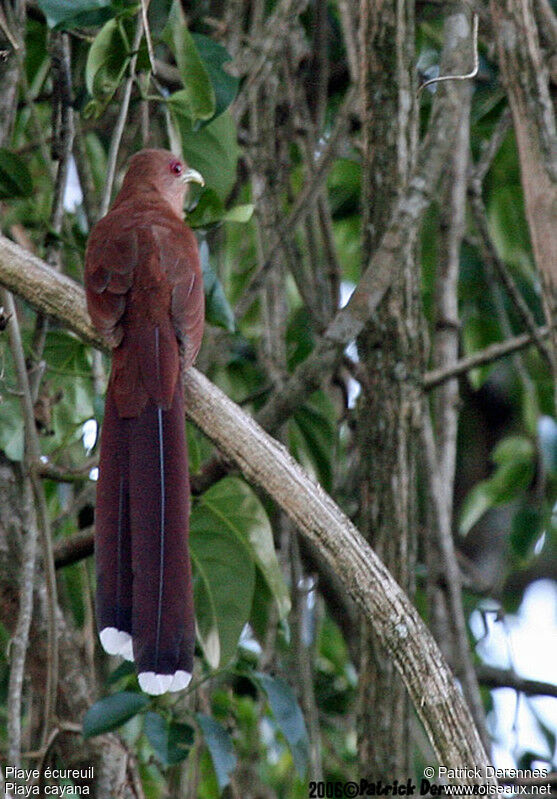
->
[[85, 149, 205, 695]]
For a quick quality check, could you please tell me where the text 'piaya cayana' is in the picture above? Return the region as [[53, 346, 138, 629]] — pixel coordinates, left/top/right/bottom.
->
[[85, 149, 205, 695]]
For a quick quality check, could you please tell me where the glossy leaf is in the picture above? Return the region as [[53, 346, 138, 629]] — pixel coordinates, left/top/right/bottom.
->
[[169, 105, 239, 199], [459, 436, 535, 535], [85, 18, 130, 115], [249, 570, 274, 644], [0, 149, 33, 199], [40, 331, 96, 457], [289, 392, 336, 493], [36, 0, 112, 29], [188, 188, 253, 229], [255, 672, 310, 777], [327, 158, 361, 220], [148, 0, 173, 35], [83, 692, 149, 738], [144, 712, 194, 765], [487, 184, 532, 271], [199, 239, 236, 333], [510, 505, 544, 560], [197, 713, 237, 792], [0, 388, 24, 461], [461, 313, 502, 389], [198, 477, 290, 620], [192, 34, 239, 121], [107, 660, 136, 685], [163, 1, 215, 123], [190, 505, 255, 668]]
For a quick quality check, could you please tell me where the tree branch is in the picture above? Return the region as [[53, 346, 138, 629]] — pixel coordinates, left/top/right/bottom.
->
[[476, 664, 557, 699], [99, 16, 145, 217], [53, 527, 95, 570], [0, 232, 493, 777], [423, 325, 552, 388]]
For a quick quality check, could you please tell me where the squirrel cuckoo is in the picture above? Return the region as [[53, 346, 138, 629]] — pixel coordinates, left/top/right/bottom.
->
[[85, 149, 205, 695]]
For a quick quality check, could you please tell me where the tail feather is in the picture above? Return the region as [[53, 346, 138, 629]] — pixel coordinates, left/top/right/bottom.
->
[[128, 379, 194, 690], [96, 376, 194, 694], [95, 385, 133, 656]]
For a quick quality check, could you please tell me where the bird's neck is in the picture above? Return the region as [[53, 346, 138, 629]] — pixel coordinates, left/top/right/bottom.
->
[[113, 182, 184, 219]]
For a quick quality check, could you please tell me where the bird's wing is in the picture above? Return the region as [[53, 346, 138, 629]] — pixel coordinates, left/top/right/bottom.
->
[[84, 212, 138, 347], [151, 222, 205, 369]]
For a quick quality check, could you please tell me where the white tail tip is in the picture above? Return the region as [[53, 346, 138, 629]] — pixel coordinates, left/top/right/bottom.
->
[[169, 670, 192, 692], [100, 627, 134, 660], [138, 670, 192, 695]]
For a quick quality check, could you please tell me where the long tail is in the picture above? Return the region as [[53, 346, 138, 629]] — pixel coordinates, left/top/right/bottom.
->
[[95, 384, 134, 661], [95, 379, 194, 695]]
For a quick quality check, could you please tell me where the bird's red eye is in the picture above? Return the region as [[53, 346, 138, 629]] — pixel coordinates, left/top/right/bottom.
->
[[170, 160, 183, 176]]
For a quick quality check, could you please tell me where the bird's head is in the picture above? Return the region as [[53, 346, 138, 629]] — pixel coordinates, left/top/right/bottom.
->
[[120, 149, 205, 216]]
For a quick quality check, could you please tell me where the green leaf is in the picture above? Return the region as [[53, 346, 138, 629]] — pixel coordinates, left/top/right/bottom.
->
[[148, 0, 173, 35], [192, 34, 240, 121], [185, 421, 202, 474], [487, 184, 532, 271], [255, 672, 310, 777], [458, 483, 495, 537], [62, 562, 86, 627], [36, 0, 113, 29], [471, 86, 506, 125], [85, 18, 130, 114], [144, 712, 194, 765], [223, 204, 254, 224], [510, 505, 544, 560], [199, 239, 236, 333], [38, 331, 96, 457], [492, 435, 534, 465], [0, 392, 24, 461], [196, 713, 236, 792], [0, 149, 33, 199], [169, 106, 239, 199], [190, 504, 255, 668], [107, 660, 136, 685], [250, 570, 274, 644], [286, 308, 316, 371], [289, 392, 336, 493], [163, 1, 215, 123], [459, 436, 535, 535], [199, 477, 290, 619], [187, 188, 253, 228], [461, 313, 502, 389], [327, 158, 361, 220], [83, 692, 149, 738]]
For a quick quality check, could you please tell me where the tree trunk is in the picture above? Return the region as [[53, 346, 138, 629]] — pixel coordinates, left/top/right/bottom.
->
[[356, 0, 419, 777]]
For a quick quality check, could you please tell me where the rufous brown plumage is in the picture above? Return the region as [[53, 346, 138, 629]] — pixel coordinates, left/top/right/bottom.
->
[[85, 149, 205, 694]]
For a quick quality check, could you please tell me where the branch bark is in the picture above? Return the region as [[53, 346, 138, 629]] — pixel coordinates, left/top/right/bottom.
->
[[0, 233, 493, 778]]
